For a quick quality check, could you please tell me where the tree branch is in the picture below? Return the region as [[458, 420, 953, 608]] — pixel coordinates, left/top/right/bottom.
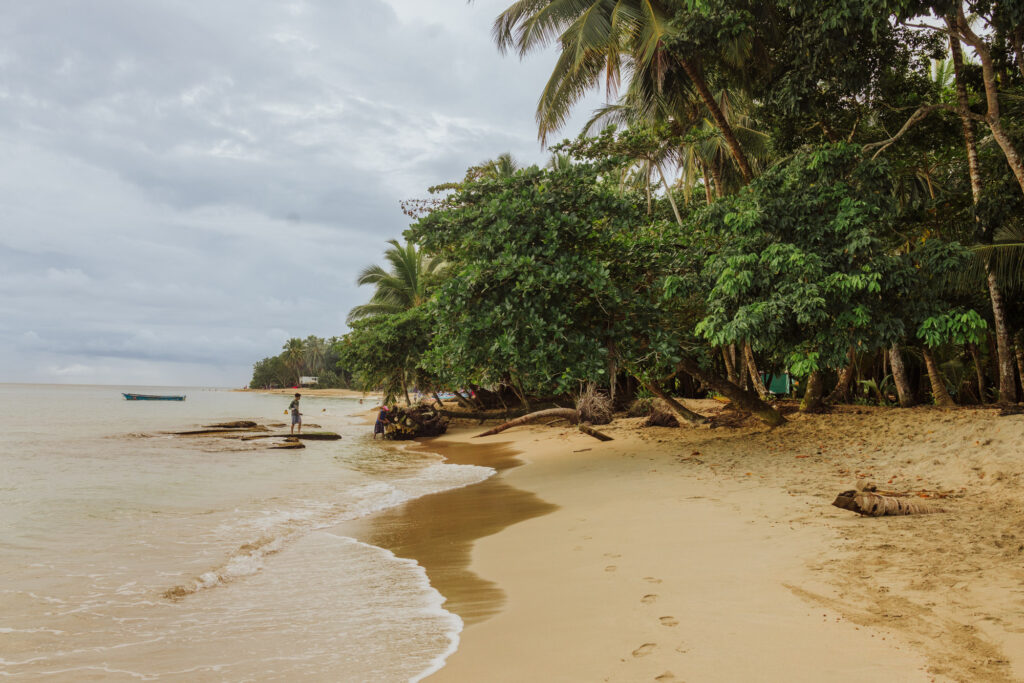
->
[[862, 104, 974, 159]]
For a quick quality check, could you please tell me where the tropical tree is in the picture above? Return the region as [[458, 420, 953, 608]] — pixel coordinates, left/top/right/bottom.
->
[[486, 0, 755, 180], [282, 337, 306, 386], [346, 239, 446, 323]]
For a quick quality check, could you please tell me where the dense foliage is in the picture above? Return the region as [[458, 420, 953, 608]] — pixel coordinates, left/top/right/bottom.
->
[[254, 0, 1024, 415]]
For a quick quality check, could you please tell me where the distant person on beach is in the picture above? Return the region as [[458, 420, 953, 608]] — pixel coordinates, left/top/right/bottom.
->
[[373, 406, 390, 439], [288, 393, 302, 434]]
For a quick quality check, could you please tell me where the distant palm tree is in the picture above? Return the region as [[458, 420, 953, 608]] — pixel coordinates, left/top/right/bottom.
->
[[486, 152, 521, 178], [303, 336, 327, 376], [347, 239, 445, 323], [282, 337, 305, 385]]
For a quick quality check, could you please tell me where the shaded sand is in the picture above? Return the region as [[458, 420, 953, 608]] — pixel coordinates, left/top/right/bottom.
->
[[359, 401, 1024, 682]]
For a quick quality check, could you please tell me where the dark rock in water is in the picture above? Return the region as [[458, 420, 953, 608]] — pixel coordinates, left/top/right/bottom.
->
[[382, 404, 449, 440], [205, 420, 259, 429], [242, 431, 342, 441], [271, 440, 305, 449], [173, 426, 268, 436]]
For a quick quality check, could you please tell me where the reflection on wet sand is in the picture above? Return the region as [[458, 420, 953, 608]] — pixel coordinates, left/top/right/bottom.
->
[[339, 439, 557, 625]]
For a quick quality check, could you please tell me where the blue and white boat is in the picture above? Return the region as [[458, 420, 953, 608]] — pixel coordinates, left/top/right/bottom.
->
[[122, 393, 186, 401]]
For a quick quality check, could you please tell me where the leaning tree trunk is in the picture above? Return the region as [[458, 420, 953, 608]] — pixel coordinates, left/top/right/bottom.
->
[[922, 347, 955, 407], [645, 380, 709, 426], [949, 17, 1021, 404], [825, 347, 856, 404], [722, 346, 739, 386], [677, 56, 754, 184], [800, 370, 825, 413], [743, 342, 770, 400], [475, 408, 578, 438], [890, 343, 917, 407], [674, 357, 786, 427], [655, 161, 684, 226]]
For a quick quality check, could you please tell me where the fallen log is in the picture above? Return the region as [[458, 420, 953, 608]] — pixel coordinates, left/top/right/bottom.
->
[[578, 424, 613, 441], [475, 408, 579, 437], [832, 486, 944, 516], [438, 408, 530, 421]]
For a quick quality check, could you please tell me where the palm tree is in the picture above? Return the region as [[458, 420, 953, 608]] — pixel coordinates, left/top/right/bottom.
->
[[347, 239, 445, 323], [303, 336, 327, 376], [282, 337, 305, 386], [488, 0, 755, 182]]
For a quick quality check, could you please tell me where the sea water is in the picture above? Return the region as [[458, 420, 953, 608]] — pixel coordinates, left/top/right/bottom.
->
[[0, 384, 492, 681]]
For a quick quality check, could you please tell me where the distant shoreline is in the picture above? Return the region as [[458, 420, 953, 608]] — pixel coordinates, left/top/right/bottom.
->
[[238, 387, 382, 400]]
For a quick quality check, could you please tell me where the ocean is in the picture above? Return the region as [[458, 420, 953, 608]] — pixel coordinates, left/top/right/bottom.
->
[[0, 384, 493, 681]]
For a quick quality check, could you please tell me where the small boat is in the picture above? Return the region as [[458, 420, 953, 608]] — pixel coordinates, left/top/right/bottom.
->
[[123, 393, 186, 401]]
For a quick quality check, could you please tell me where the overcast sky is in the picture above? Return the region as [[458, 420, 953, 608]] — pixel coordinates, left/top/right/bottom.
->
[[0, 0, 602, 387]]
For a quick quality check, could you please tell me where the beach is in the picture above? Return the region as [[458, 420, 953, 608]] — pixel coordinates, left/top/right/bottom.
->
[[350, 402, 1024, 682]]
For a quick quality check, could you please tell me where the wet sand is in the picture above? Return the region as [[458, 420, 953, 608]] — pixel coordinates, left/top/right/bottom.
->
[[336, 439, 557, 626]]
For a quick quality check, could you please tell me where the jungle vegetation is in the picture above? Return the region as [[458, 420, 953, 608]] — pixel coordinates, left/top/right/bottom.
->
[[259, 0, 1024, 421]]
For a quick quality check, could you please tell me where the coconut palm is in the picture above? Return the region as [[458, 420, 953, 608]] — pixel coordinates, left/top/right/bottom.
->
[[347, 239, 445, 324], [488, 0, 755, 182], [282, 337, 306, 386]]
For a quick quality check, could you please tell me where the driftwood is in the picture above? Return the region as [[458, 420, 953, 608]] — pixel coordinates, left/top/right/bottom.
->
[[832, 481, 944, 516], [578, 424, 613, 441], [475, 408, 579, 437], [475, 408, 613, 441], [381, 404, 449, 440]]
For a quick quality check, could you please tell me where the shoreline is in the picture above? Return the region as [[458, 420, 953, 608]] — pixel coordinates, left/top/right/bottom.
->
[[238, 387, 381, 400], [345, 402, 1024, 681]]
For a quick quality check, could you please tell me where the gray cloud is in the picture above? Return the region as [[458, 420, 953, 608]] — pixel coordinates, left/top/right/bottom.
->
[[0, 0, 603, 386]]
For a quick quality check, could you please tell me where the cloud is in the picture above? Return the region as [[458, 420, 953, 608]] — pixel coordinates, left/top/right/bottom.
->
[[0, 0, 605, 385]]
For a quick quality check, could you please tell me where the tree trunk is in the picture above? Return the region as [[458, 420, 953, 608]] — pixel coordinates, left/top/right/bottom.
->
[[655, 161, 684, 226], [701, 162, 714, 204], [922, 347, 955, 407], [826, 347, 856, 404], [947, 21, 1018, 405], [710, 163, 725, 199], [676, 57, 754, 183], [1015, 332, 1024, 397], [987, 270, 1019, 404], [743, 342, 770, 400], [432, 392, 445, 408], [674, 357, 786, 427], [800, 370, 825, 413], [968, 342, 987, 404], [890, 343, 917, 407], [645, 380, 709, 426], [474, 408, 578, 438], [722, 346, 739, 385]]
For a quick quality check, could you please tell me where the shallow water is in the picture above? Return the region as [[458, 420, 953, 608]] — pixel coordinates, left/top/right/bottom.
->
[[0, 384, 492, 681]]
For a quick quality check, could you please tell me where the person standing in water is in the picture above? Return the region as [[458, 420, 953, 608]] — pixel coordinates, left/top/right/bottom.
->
[[373, 405, 390, 439], [288, 393, 302, 435]]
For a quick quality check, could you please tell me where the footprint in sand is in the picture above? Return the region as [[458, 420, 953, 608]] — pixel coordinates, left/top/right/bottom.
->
[[659, 616, 679, 626], [643, 577, 663, 584], [654, 673, 676, 681], [605, 565, 617, 572], [641, 594, 658, 604], [632, 643, 657, 657], [675, 642, 689, 654], [604, 552, 622, 558]]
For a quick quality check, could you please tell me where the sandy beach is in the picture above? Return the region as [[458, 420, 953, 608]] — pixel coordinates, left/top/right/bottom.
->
[[346, 402, 1024, 682]]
